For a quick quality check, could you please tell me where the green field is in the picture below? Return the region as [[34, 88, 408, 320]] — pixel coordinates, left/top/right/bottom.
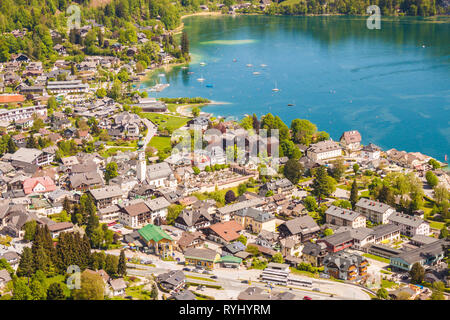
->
[[363, 253, 390, 264], [149, 136, 172, 151], [141, 113, 189, 131]]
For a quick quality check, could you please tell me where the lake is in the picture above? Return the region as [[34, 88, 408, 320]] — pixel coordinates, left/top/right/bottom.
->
[[143, 15, 450, 161]]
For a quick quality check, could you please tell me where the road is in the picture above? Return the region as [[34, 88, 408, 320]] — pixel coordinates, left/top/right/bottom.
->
[[141, 118, 157, 150], [125, 260, 370, 300]]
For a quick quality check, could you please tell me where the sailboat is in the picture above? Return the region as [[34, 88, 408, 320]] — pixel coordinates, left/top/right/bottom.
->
[[252, 71, 260, 75], [197, 74, 205, 82], [287, 101, 295, 106], [272, 81, 279, 92], [246, 64, 253, 67], [200, 62, 206, 66], [260, 64, 267, 67]]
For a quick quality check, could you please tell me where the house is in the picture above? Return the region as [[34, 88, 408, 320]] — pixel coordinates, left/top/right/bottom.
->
[[47, 222, 74, 238], [237, 286, 296, 300], [119, 197, 170, 229], [215, 198, 265, 222], [218, 255, 242, 268], [258, 178, 294, 197], [174, 208, 212, 232], [339, 130, 362, 151], [306, 140, 342, 162], [255, 230, 279, 250], [5, 147, 54, 167], [354, 198, 395, 224], [69, 172, 104, 191], [222, 241, 246, 256], [187, 116, 210, 131], [0, 269, 12, 289], [323, 251, 368, 281], [301, 242, 328, 267], [109, 278, 127, 296], [23, 176, 57, 195], [176, 231, 205, 252], [234, 207, 276, 233], [183, 248, 220, 270], [145, 162, 176, 188], [169, 290, 197, 300], [88, 185, 124, 209], [46, 80, 89, 94], [0, 251, 20, 268], [325, 205, 367, 228], [138, 223, 173, 258], [390, 239, 447, 272], [277, 215, 321, 242], [156, 270, 186, 292], [205, 221, 243, 245], [318, 231, 355, 253], [387, 212, 430, 237], [361, 143, 381, 160], [279, 237, 302, 258]]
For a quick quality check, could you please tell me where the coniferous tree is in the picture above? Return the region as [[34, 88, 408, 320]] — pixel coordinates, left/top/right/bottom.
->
[[181, 30, 189, 57], [117, 249, 127, 276], [63, 196, 71, 213], [7, 137, 18, 153], [350, 180, 359, 209], [17, 247, 34, 283]]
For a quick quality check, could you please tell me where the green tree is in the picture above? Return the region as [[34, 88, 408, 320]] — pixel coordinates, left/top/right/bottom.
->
[[192, 166, 200, 175], [376, 288, 389, 300], [117, 250, 127, 277], [47, 282, 66, 300], [271, 252, 284, 264], [330, 159, 346, 181], [304, 196, 318, 212], [181, 30, 189, 57], [312, 166, 337, 202], [428, 159, 440, 169], [236, 235, 247, 246], [16, 247, 34, 281], [12, 278, 32, 300], [409, 262, 425, 284], [425, 171, 439, 188], [104, 162, 118, 183], [30, 279, 46, 300], [323, 228, 334, 236], [430, 281, 445, 300], [23, 220, 37, 242], [166, 204, 184, 225], [192, 106, 200, 117], [72, 271, 105, 300], [225, 190, 236, 204], [350, 180, 359, 209], [353, 163, 360, 175], [283, 159, 304, 184], [237, 183, 248, 196]]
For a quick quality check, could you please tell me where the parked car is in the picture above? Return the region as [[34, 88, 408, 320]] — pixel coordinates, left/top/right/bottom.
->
[[303, 296, 312, 300], [401, 275, 409, 280], [241, 280, 249, 284], [210, 275, 218, 279], [202, 270, 211, 275], [183, 267, 191, 272], [312, 288, 321, 292]]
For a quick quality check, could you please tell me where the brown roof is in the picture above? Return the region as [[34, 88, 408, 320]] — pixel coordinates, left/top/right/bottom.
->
[[47, 222, 73, 232], [208, 221, 243, 242], [123, 201, 150, 217], [177, 231, 204, 248]]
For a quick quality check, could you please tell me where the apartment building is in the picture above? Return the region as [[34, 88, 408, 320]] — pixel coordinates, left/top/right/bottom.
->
[[325, 205, 367, 228], [355, 198, 395, 224]]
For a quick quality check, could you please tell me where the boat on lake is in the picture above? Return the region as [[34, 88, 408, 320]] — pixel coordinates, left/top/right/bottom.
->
[[200, 62, 206, 66], [246, 64, 253, 67], [252, 71, 260, 75], [206, 84, 213, 88], [272, 81, 279, 92], [260, 64, 267, 67]]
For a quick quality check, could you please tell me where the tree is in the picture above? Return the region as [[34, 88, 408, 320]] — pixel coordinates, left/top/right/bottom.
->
[[192, 166, 200, 175], [192, 106, 200, 117], [181, 30, 189, 57], [350, 180, 359, 209], [23, 220, 37, 242], [303, 196, 318, 212], [430, 281, 445, 300], [312, 166, 337, 202], [330, 159, 346, 181], [166, 204, 184, 225], [283, 159, 304, 184], [30, 279, 46, 300], [105, 254, 119, 277], [236, 235, 247, 246], [16, 247, 34, 281], [271, 252, 284, 263], [47, 282, 66, 300], [7, 137, 17, 153], [290, 119, 317, 145], [150, 283, 158, 300], [433, 184, 449, 205], [376, 288, 389, 300], [104, 162, 118, 183], [409, 262, 425, 284], [72, 271, 105, 300], [425, 171, 439, 188], [26, 136, 38, 148], [237, 183, 248, 196], [439, 228, 449, 239], [353, 163, 360, 175], [117, 250, 127, 277], [12, 278, 32, 300], [225, 190, 236, 204], [428, 159, 440, 169], [323, 228, 334, 236]]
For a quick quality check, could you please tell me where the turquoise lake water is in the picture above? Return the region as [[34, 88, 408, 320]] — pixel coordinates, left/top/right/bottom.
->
[[143, 15, 450, 161]]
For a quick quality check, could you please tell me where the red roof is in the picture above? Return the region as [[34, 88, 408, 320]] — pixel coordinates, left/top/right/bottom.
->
[[23, 176, 57, 194], [0, 94, 25, 103], [208, 221, 243, 242]]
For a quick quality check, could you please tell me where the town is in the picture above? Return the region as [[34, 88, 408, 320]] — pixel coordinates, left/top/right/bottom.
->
[[0, 0, 449, 302]]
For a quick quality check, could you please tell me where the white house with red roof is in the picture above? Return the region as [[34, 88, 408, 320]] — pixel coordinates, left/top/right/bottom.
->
[[23, 176, 57, 195]]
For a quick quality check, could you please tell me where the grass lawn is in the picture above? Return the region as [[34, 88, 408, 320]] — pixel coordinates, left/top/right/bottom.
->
[[141, 113, 189, 131], [99, 147, 137, 158], [381, 279, 397, 289], [289, 267, 320, 279], [125, 285, 152, 300], [167, 104, 178, 113], [186, 275, 217, 282], [363, 253, 390, 264], [428, 220, 445, 230], [43, 275, 71, 297], [149, 136, 172, 151]]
